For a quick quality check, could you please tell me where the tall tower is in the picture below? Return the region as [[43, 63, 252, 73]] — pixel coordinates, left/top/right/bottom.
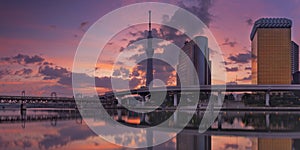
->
[[146, 10, 154, 87], [250, 18, 292, 84]]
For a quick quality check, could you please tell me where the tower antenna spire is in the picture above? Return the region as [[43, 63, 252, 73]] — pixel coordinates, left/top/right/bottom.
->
[[147, 10, 152, 38], [148, 10, 151, 31]]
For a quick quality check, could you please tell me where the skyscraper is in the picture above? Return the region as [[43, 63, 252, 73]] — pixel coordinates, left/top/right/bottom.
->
[[250, 18, 292, 84], [292, 41, 300, 84], [177, 36, 211, 86], [292, 41, 299, 75], [145, 11, 154, 87]]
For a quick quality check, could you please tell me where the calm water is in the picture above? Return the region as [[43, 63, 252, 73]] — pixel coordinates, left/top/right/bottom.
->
[[1, 108, 300, 150]]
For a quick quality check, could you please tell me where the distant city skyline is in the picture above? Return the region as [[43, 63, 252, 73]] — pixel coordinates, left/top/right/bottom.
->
[[1, 0, 300, 96]]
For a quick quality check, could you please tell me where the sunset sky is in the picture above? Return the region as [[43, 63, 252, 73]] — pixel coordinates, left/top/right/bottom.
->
[[1, 0, 300, 96]]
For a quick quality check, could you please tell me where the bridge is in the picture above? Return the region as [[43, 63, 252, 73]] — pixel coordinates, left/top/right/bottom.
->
[[1, 84, 300, 108], [106, 84, 300, 107]]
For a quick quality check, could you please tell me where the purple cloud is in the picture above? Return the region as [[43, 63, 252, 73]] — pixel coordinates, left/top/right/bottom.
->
[[1, 54, 44, 65], [226, 67, 239, 72], [228, 52, 251, 64], [0, 69, 11, 79], [14, 68, 33, 76], [222, 38, 237, 47]]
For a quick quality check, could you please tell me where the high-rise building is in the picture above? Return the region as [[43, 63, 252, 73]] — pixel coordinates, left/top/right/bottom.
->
[[250, 18, 292, 84], [177, 36, 211, 86], [292, 41, 299, 74], [292, 71, 300, 84]]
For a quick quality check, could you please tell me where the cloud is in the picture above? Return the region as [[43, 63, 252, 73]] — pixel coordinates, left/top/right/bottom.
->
[[1, 54, 45, 65], [221, 61, 231, 65], [15, 54, 44, 64], [245, 67, 251, 70], [112, 66, 139, 83], [118, 3, 215, 58], [14, 68, 33, 76], [0, 69, 11, 78], [222, 38, 237, 47], [119, 47, 125, 52], [159, 26, 190, 47], [128, 31, 139, 37], [42, 61, 54, 66], [1, 53, 142, 95], [129, 77, 141, 88], [177, 0, 213, 27], [80, 21, 89, 31], [228, 52, 251, 64], [246, 18, 253, 26], [123, 11, 204, 51], [38, 65, 87, 88], [239, 74, 252, 81], [129, 59, 176, 86], [112, 69, 121, 76], [226, 67, 238, 72], [0, 136, 33, 149], [38, 65, 69, 80], [38, 63, 141, 90], [98, 76, 142, 89], [125, 28, 168, 47], [130, 69, 140, 77], [119, 67, 130, 77]]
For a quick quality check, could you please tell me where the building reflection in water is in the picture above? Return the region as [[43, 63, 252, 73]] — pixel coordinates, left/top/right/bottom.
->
[[177, 132, 211, 150], [1, 109, 300, 149]]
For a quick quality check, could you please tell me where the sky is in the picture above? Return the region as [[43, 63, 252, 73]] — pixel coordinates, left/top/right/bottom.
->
[[0, 0, 300, 96]]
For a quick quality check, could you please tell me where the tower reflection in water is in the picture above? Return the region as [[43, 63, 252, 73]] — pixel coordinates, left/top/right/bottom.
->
[[1, 108, 300, 149]]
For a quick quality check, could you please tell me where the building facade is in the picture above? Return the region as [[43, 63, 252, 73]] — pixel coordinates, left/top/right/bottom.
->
[[177, 36, 211, 86], [251, 18, 292, 84], [292, 41, 299, 75], [292, 71, 300, 84]]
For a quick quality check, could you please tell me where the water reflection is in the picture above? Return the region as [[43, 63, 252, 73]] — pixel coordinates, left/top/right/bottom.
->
[[1, 108, 300, 149]]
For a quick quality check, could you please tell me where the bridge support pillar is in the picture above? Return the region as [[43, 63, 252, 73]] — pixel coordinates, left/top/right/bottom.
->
[[174, 93, 178, 107], [217, 113, 222, 130], [141, 99, 145, 106], [266, 113, 270, 129], [217, 91, 222, 106], [117, 109, 122, 121], [173, 110, 178, 124], [146, 129, 153, 149], [265, 91, 270, 106]]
